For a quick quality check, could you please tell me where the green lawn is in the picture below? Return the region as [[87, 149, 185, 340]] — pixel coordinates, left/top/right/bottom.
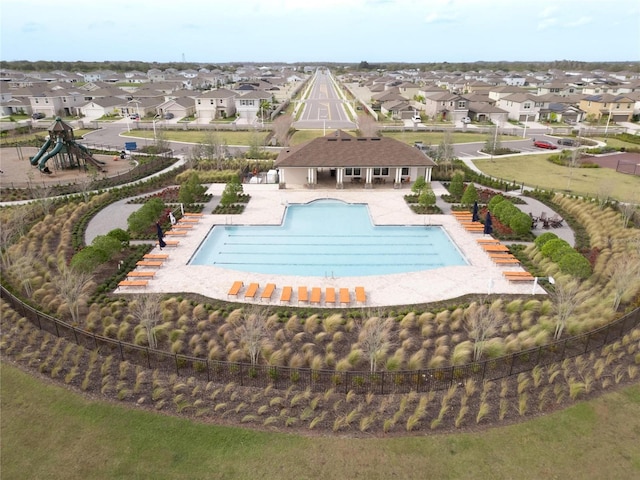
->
[[474, 154, 640, 201], [121, 130, 269, 146], [2, 363, 639, 480]]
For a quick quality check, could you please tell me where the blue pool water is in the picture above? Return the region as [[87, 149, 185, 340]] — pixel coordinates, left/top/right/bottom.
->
[[189, 200, 467, 276]]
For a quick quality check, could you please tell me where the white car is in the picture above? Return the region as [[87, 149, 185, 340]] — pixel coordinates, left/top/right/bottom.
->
[[461, 117, 471, 124], [412, 115, 421, 122]]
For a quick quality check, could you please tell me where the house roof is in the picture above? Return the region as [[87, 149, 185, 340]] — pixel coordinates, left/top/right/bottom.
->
[[275, 130, 436, 169]]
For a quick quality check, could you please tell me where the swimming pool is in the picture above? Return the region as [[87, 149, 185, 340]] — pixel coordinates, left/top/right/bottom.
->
[[189, 200, 467, 276]]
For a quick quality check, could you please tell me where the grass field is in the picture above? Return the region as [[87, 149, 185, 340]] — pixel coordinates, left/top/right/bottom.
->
[[121, 129, 270, 146], [2, 363, 639, 480], [474, 154, 640, 202]]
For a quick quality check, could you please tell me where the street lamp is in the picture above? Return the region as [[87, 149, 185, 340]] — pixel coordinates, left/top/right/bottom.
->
[[522, 113, 530, 138]]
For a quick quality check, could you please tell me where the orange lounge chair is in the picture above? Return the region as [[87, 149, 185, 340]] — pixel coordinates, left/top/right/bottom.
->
[[494, 258, 521, 265], [127, 271, 156, 278], [482, 244, 509, 252], [118, 280, 148, 288], [173, 223, 193, 229], [144, 254, 169, 259], [244, 283, 259, 299], [310, 287, 322, 305], [183, 212, 203, 217], [339, 288, 350, 306], [178, 217, 199, 223], [280, 286, 293, 304], [503, 271, 535, 281], [325, 287, 336, 306], [136, 261, 163, 267], [355, 286, 366, 305], [261, 283, 276, 302], [165, 230, 188, 236], [227, 281, 243, 297], [488, 253, 514, 258], [298, 286, 309, 305], [477, 238, 500, 244], [158, 240, 180, 247]]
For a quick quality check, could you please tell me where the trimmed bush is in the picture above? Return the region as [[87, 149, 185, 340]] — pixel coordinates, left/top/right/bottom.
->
[[541, 238, 571, 259], [106, 228, 130, 245], [534, 232, 558, 249], [460, 183, 478, 206], [509, 212, 533, 235], [558, 252, 592, 279], [488, 194, 506, 210], [70, 246, 104, 272]]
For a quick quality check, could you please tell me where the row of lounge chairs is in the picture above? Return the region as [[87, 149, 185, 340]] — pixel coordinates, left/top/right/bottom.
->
[[228, 282, 367, 307], [119, 213, 203, 288], [451, 211, 485, 232], [475, 238, 536, 281]]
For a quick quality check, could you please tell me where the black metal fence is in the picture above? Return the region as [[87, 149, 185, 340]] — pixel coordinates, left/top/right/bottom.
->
[[2, 285, 638, 394]]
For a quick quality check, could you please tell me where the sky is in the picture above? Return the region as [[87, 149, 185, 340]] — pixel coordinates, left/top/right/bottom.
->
[[1, 0, 639, 64]]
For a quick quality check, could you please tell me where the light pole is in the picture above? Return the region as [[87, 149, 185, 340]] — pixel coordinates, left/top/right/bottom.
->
[[522, 113, 530, 138], [532, 276, 555, 295], [604, 102, 613, 137]]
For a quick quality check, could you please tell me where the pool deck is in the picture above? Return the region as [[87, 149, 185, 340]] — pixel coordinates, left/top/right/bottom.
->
[[115, 183, 543, 306]]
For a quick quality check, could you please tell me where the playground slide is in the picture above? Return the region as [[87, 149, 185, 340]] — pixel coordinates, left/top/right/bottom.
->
[[70, 142, 107, 171], [38, 136, 64, 173], [29, 137, 52, 166]]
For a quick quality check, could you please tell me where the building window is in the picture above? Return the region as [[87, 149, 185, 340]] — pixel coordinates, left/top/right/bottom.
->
[[457, 101, 465, 108], [197, 99, 201, 104], [345, 168, 353, 175], [354, 168, 361, 176], [382, 168, 389, 175], [401, 167, 409, 175], [373, 168, 380, 175], [523, 103, 531, 109]]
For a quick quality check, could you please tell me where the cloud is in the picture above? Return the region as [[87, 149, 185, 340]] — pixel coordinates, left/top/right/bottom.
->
[[537, 17, 558, 30], [567, 16, 592, 27], [424, 12, 457, 24]]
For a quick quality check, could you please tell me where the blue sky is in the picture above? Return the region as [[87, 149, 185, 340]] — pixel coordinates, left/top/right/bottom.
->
[[1, 0, 639, 64]]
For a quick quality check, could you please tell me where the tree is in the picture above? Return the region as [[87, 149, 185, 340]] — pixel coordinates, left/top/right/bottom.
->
[[608, 257, 640, 311], [418, 184, 436, 208], [220, 176, 243, 207], [130, 293, 162, 348], [448, 172, 465, 199], [127, 198, 165, 235], [484, 126, 501, 154], [411, 175, 426, 194], [178, 171, 206, 204], [460, 183, 478, 206], [272, 113, 293, 146], [357, 313, 394, 373], [551, 280, 586, 340], [436, 130, 455, 173], [465, 302, 504, 361], [233, 307, 269, 366], [55, 263, 94, 324]]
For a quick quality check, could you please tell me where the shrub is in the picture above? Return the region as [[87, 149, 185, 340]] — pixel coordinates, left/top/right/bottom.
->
[[91, 234, 123, 258], [106, 228, 130, 246], [460, 183, 478, 206], [70, 246, 105, 272], [534, 232, 558, 249], [127, 197, 165, 235], [558, 252, 592, 279], [541, 238, 571, 259], [178, 171, 207, 204], [448, 173, 465, 199], [411, 176, 426, 194], [488, 194, 506, 210], [509, 211, 533, 235]]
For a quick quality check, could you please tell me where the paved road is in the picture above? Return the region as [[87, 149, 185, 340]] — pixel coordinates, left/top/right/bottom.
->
[[294, 70, 355, 131]]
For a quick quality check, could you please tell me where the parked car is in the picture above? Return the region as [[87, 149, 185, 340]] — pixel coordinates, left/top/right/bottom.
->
[[31, 112, 45, 119], [461, 116, 471, 124], [533, 140, 558, 150], [557, 138, 579, 146], [163, 112, 174, 119], [129, 113, 140, 120], [412, 114, 421, 122]]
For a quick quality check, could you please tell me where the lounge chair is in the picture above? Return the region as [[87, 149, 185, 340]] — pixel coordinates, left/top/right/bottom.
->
[[310, 287, 322, 305], [298, 286, 309, 305], [482, 244, 510, 252], [280, 286, 293, 304], [144, 254, 169, 259], [339, 288, 350, 306], [325, 287, 336, 306], [178, 217, 200, 223], [165, 230, 188, 236], [355, 286, 366, 305], [261, 283, 276, 302], [183, 212, 204, 217], [127, 271, 156, 278], [493, 258, 521, 265], [227, 281, 243, 298], [477, 238, 500, 244], [118, 280, 148, 288], [158, 240, 180, 247], [244, 283, 259, 299], [136, 261, 163, 267]]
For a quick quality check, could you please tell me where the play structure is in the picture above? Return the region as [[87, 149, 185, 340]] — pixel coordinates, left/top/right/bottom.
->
[[29, 117, 106, 174]]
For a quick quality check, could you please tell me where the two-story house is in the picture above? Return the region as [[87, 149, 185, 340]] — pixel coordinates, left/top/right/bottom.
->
[[235, 90, 273, 124], [195, 88, 237, 121], [422, 92, 469, 122], [495, 93, 542, 121], [579, 94, 635, 122]]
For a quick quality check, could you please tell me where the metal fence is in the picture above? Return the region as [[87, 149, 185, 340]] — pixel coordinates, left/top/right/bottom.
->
[[2, 285, 638, 394]]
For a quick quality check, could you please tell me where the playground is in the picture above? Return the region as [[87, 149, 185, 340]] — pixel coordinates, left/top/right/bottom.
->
[[0, 146, 127, 189]]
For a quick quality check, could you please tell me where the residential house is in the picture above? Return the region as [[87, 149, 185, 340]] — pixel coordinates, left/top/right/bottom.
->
[[422, 92, 469, 122], [235, 90, 273, 124], [579, 94, 635, 122], [495, 93, 542, 121], [156, 96, 196, 120], [195, 88, 237, 121]]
